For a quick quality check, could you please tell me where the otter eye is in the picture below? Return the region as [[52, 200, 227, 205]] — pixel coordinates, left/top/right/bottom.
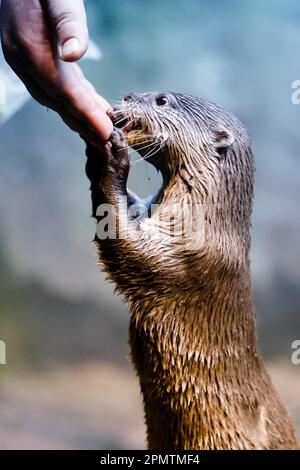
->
[[155, 95, 168, 106]]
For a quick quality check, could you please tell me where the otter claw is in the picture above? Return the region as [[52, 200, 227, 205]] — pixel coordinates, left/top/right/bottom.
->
[[110, 128, 128, 150]]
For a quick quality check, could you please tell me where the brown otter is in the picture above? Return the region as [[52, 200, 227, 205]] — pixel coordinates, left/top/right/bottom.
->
[[85, 92, 298, 450]]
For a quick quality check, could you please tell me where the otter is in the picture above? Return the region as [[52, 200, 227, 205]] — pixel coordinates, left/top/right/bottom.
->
[[84, 92, 298, 450]]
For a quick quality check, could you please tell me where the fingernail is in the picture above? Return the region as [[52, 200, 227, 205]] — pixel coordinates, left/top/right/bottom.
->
[[61, 38, 81, 59]]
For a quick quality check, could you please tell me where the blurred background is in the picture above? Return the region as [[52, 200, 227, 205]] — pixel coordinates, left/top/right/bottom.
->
[[0, 0, 300, 449]]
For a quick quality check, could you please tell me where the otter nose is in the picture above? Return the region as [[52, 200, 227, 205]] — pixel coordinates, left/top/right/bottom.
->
[[123, 93, 137, 102]]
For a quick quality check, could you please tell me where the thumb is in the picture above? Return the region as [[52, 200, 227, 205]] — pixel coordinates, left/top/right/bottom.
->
[[47, 0, 89, 62]]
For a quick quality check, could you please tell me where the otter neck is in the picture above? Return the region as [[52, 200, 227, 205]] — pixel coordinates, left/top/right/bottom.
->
[[147, 147, 176, 186]]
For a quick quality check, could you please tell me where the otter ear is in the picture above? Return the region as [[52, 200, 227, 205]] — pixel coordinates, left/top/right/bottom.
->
[[213, 127, 234, 157]]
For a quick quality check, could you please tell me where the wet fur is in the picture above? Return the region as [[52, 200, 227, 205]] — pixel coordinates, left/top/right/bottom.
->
[[85, 93, 297, 450]]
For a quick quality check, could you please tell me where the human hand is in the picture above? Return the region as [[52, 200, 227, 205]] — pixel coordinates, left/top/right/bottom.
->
[[0, 0, 113, 145]]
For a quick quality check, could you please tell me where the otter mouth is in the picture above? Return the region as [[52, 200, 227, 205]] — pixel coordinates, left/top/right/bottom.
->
[[108, 108, 167, 180], [109, 111, 137, 133], [108, 109, 156, 152]]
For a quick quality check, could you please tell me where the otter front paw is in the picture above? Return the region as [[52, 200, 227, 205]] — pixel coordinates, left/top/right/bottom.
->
[[103, 128, 130, 191], [105, 128, 130, 177]]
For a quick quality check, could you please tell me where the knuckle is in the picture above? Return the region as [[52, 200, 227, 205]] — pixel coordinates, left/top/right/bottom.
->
[[55, 13, 86, 38]]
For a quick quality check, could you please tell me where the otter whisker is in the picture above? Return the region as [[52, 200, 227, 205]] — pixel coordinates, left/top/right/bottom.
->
[[112, 117, 133, 127], [129, 134, 156, 139], [130, 141, 154, 149], [117, 140, 155, 154], [131, 141, 157, 153], [107, 108, 123, 115], [128, 134, 156, 139], [122, 119, 135, 129], [115, 118, 137, 130], [111, 117, 126, 126], [130, 146, 156, 164], [129, 139, 155, 148], [131, 143, 161, 165], [143, 141, 160, 158], [143, 145, 161, 162]]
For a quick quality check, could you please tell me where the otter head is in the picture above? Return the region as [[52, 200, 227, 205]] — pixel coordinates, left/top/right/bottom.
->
[[110, 92, 255, 251]]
